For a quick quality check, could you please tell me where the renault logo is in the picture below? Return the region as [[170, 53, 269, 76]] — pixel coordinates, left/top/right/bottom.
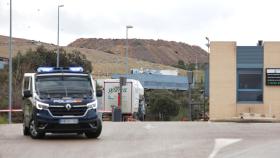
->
[[66, 104, 72, 111]]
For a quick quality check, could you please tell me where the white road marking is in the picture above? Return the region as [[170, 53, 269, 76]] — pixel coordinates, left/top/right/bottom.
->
[[144, 124, 155, 130], [208, 138, 242, 158]]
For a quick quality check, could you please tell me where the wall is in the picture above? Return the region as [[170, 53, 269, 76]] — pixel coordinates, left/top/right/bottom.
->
[[263, 42, 280, 118], [209, 42, 237, 120]]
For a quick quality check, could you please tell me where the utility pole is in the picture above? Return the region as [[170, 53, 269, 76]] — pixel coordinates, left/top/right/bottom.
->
[[8, 0, 13, 124]]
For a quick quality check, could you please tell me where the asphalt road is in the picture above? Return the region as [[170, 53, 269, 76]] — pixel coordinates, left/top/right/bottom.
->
[[1, 122, 280, 158]]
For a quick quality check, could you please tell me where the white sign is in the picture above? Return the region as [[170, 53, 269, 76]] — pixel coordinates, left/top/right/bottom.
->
[[267, 68, 280, 73]]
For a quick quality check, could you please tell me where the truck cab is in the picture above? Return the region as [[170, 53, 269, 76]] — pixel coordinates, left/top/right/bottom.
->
[[22, 67, 102, 139]]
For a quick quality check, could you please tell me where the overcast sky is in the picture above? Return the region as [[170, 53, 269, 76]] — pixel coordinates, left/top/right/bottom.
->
[[1, 0, 280, 50]]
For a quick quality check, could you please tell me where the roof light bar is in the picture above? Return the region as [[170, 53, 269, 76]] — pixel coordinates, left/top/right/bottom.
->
[[37, 67, 84, 73], [37, 67, 54, 73], [69, 67, 84, 72]]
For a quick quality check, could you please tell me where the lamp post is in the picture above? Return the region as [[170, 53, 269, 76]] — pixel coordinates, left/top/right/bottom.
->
[[57, 4, 64, 67], [8, 0, 13, 124], [206, 37, 210, 53], [125, 25, 133, 74]]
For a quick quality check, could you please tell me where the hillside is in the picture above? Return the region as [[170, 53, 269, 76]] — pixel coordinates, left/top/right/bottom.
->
[[0, 35, 185, 78], [68, 38, 208, 66]]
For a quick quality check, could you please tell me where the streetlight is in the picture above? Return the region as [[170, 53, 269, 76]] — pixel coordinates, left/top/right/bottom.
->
[[206, 37, 210, 53], [125, 25, 133, 74], [8, 0, 13, 124], [57, 4, 64, 67]]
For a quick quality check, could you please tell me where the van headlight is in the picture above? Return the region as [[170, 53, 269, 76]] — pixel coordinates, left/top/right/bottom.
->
[[87, 100, 97, 109], [36, 101, 49, 110]]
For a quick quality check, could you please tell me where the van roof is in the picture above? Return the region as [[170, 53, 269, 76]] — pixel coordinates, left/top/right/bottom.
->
[[23, 72, 89, 77], [36, 72, 88, 77]]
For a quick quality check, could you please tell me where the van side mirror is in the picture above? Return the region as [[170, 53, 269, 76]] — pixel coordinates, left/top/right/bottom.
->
[[23, 90, 32, 98], [96, 90, 102, 97]]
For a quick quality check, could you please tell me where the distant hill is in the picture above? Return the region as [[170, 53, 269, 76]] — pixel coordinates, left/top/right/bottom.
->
[[0, 35, 48, 58], [0, 35, 187, 78], [68, 38, 208, 66]]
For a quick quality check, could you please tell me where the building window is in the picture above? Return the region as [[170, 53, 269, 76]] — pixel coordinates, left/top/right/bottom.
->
[[237, 69, 263, 102], [239, 73, 262, 89]]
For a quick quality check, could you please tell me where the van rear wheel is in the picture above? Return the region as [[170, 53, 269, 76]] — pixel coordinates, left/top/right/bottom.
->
[[23, 126, 30, 136], [23, 117, 30, 136]]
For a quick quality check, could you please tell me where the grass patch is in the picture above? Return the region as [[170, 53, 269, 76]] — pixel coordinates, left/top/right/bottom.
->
[[171, 106, 187, 121], [0, 116, 8, 124]]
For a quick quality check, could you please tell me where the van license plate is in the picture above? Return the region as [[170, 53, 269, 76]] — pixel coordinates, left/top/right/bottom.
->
[[59, 119, 79, 124]]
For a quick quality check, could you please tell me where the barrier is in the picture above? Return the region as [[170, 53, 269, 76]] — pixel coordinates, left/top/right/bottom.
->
[[0, 109, 23, 113]]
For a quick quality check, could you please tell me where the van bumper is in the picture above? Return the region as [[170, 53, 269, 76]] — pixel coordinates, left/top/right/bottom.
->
[[34, 109, 101, 133]]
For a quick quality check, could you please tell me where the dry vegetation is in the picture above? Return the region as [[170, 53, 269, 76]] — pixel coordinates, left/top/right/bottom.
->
[[0, 35, 185, 78], [68, 38, 209, 66]]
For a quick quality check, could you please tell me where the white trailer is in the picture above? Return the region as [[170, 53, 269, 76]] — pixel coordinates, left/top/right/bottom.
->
[[97, 79, 144, 120]]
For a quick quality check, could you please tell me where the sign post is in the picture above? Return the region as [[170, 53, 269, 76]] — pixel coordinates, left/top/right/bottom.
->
[[119, 77, 127, 108], [119, 77, 126, 121]]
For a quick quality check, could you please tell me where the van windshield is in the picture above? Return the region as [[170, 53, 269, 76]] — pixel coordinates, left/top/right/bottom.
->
[[36, 75, 93, 99]]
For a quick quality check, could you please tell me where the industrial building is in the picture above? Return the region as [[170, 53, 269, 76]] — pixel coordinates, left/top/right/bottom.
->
[[210, 41, 280, 120], [0, 57, 8, 69], [112, 71, 188, 91]]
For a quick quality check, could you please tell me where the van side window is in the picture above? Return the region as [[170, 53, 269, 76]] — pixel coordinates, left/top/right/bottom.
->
[[30, 78, 33, 93], [23, 77, 30, 90]]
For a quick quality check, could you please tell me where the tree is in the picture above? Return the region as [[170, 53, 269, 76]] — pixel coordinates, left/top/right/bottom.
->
[[146, 90, 180, 121], [0, 46, 93, 122], [0, 68, 8, 109], [174, 60, 187, 70], [186, 63, 195, 71]]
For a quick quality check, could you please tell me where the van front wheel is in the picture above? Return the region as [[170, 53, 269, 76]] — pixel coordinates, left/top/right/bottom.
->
[[29, 119, 45, 139], [85, 119, 102, 139]]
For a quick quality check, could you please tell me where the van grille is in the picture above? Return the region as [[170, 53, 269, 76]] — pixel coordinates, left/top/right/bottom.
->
[[48, 105, 87, 116]]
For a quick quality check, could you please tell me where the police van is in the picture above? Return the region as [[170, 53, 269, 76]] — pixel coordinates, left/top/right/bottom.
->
[[22, 67, 102, 139]]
